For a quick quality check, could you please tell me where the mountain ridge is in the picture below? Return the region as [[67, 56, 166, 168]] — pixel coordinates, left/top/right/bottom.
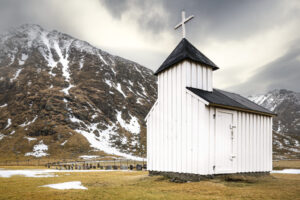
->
[[249, 89, 300, 159], [0, 24, 157, 161]]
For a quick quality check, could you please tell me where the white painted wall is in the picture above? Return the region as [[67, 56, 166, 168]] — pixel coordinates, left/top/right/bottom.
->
[[235, 111, 273, 173], [146, 60, 273, 175], [185, 61, 213, 91]]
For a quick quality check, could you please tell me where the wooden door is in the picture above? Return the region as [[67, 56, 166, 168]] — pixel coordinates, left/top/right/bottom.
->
[[215, 109, 237, 174]]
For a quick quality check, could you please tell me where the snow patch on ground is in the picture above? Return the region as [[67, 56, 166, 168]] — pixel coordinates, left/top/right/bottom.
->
[[289, 148, 300, 153], [128, 80, 133, 86], [274, 140, 283, 149], [272, 169, 300, 174], [111, 67, 116, 74], [72, 116, 143, 161], [10, 69, 23, 82], [0, 170, 57, 178], [20, 115, 38, 127], [0, 133, 6, 141], [41, 181, 87, 190], [52, 40, 75, 96], [139, 83, 147, 96], [24, 136, 37, 142], [25, 140, 49, 157], [54, 41, 70, 80], [105, 79, 112, 87], [61, 84, 74, 95], [40, 32, 57, 75], [5, 118, 12, 129], [0, 103, 7, 108], [116, 111, 140, 135], [69, 116, 82, 123], [294, 139, 300, 147], [91, 113, 98, 120], [39, 31, 75, 94], [0, 169, 132, 178], [79, 58, 84, 70], [136, 98, 143, 105], [98, 53, 108, 65], [116, 83, 126, 97], [18, 53, 28, 65], [61, 140, 68, 146], [10, 130, 15, 135], [283, 139, 290, 145], [109, 57, 115, 66], [9, 54, 15, 65], [79, 155, 99, 159]]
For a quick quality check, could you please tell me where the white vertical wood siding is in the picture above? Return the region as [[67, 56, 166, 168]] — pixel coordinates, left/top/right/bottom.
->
[[146, 60, 272, 175], [235, 112, 272, 173], [185, 60, 213, 91]]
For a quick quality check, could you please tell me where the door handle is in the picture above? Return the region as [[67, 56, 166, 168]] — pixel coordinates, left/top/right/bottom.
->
[[230, 125, 236, 129]]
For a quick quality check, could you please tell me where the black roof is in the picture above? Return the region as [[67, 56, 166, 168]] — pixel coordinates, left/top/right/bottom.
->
[[154, 38, 219, 75], [186, 87, 275, 116]]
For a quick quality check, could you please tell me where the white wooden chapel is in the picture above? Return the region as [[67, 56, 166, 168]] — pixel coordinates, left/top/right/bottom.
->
[[145, 11, 275, 176]]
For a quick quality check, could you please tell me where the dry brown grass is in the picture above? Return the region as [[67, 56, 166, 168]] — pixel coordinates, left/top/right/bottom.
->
[[0, 160, 299, 199], [0, 167, 299, 200], [273, 160, 300, 170]]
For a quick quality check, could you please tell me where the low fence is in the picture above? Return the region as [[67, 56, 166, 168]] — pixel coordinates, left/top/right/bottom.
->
[[47, 159, 147, 170], [0, 159, 51, 166], [0, 158, 147, 171]]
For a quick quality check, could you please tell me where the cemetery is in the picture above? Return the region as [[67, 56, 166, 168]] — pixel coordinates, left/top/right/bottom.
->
[[45, 159, 147, 171]]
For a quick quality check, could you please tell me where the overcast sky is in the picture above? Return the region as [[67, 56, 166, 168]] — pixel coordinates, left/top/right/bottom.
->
[[0, 0, 300, 96]]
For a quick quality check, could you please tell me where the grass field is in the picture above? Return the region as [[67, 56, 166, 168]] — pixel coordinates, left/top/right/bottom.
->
[[0, 161, 299, 200], [273, 160, 300, 170]]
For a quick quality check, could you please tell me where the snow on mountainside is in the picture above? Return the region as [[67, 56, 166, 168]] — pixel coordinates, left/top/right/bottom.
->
[[249, 89, 300, 134], [249, 89, 300, 159], [0, 24, 157, 161]]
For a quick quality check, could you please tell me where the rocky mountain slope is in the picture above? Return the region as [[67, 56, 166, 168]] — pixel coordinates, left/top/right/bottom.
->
[[249, 89, 300, 159], [0, 24, 157, 161]]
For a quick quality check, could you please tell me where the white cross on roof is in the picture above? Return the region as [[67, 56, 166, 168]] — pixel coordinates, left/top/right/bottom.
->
[[174, 11, 194, 38]]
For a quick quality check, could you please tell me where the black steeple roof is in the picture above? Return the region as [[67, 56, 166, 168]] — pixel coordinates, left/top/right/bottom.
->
[[154, 38, 219, 75]]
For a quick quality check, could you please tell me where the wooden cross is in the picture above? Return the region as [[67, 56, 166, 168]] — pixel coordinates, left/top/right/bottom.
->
[[174, 10, 194, 38]]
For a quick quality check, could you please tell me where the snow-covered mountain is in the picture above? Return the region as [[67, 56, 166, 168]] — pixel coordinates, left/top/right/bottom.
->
[[249, 89, 300, 135], [0, 24, 157, 161], [249, 89, 300, 159]]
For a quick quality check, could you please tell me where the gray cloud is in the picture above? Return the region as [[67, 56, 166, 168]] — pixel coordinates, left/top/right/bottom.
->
[[0, 0, 79, 36], [100, 0, 296, 42], [101, 0, 169, 34], [101, 0, 130, 19], [228, 41, 300, 96], [0, 0, 300, 95]]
